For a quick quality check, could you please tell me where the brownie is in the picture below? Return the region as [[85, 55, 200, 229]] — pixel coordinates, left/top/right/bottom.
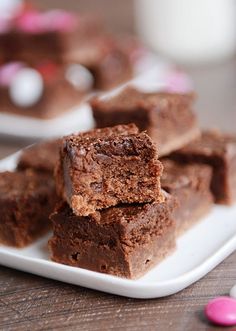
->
[[67, 35, 133, 90], [0, 37, 132, 118], [0, 170, 57, 247], [49, 192, 176, 279], [91, 86, 200, 156], [0, 63, 85, 119], [17, 139, 61, 174], [0, 12, 102, 64], [161, 159, 213, 235], [56, 124, 164, 216], [169, 131, 236, 204]]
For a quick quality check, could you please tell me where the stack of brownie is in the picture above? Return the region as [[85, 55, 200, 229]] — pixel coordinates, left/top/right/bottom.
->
[[0, 5, 132, 118], [1, 92, 236, 278], [48, 124, 177, 278], [91, 85, 236, 235], [1, 5, 236, 279]]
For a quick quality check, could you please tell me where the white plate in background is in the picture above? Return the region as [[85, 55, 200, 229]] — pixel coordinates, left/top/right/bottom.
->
[[0, 53, 192, 140], [0, 152, 235, 299], [0, 102, 94, 140]]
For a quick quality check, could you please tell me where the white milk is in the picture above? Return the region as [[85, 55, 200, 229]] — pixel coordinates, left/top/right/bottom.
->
[[135, 0, 236, 63]]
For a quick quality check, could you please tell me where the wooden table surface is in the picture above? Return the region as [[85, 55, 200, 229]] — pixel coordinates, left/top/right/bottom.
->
[[1, 1, 236, 330]]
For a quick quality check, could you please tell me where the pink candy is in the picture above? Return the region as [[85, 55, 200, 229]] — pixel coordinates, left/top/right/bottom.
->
[[16, 10, 45, 33], [0, 62, 25, 87], [205, 296, 236, 326], [165, 69, 193, 93], [16, 9, 76, 34]]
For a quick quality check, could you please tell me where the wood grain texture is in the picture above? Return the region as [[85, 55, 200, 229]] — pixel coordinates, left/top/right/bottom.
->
[[0, 252, 236, 331], [0, 1, 236, 330]]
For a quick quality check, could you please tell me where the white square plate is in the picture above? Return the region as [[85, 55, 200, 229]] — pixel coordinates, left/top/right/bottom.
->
[[0, 152, 235, 299]]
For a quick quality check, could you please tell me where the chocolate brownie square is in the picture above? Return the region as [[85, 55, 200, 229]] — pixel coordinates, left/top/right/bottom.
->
[[0, 170, 56, 247], [169, 131, 236, 204], [91, 86, 200, 156], [0, 11, 102, 64], [0, 37, 132, 119], [0, 62, 85, 119], [67, 36, 133, 90], [161, 159, 213, 235], [56, 124, 163, 216], [49, 193, 176, 279], [17, 139, 61, 174]]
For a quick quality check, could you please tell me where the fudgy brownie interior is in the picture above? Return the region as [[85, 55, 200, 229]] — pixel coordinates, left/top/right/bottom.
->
[[56, 124, 163, 216], [49, 192, 176, 279]]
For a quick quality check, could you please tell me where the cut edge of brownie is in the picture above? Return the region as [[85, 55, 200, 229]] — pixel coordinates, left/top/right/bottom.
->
[[161, 159, 213, 235], [169, 130, 236, 204], [0, 169, 56, 247], [154, 126, 200, 157], [49, 192, 176, 279], [56, 124, 164, 216], [17, 139, 61, 174]]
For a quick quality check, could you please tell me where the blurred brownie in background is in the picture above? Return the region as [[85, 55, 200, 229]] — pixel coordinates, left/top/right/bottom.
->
[[161, 159, 213, 235], [0, 10, 102, 63], [0, 169, 56, 247], [91, 86, 200, 157], [0, 51, 131, 119], [49, 192, 176, 279], [55, 124, 163, 216], [0, 61, 88, 119], [169, 131, 236, 205], [69, 35, 132, 90], [17, 138, 61, 174], [0, 6, 134, 120]]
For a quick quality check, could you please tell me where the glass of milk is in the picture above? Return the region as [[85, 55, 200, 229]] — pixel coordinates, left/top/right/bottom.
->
[[135, 0, 236, 64]]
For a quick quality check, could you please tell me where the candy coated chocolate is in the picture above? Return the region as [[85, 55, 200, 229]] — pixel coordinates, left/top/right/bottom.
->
[[205, 296, 236, 326], [9, 68, 43, 107], [16, 9, 76, 33], [0, 62, 24, 86]]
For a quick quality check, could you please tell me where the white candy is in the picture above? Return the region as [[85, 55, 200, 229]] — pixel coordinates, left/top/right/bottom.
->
[[0, 0, 23, 19], [66, 64, 94, 92], [9, 68, 44, 107], [230, 284, 236, 299]]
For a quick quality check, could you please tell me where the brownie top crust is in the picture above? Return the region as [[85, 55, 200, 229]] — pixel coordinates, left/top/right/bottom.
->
[[17, 139, 61, 173], [0, 170, 55, 200], [161, 159, 212, 191], [67, 34, 129, 66], [64, 123, 139, 145], [173, 131, 236, 159], [63, 123, 157, 160], [51, 190, 175, 242], [91, 86, 194, 113]]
